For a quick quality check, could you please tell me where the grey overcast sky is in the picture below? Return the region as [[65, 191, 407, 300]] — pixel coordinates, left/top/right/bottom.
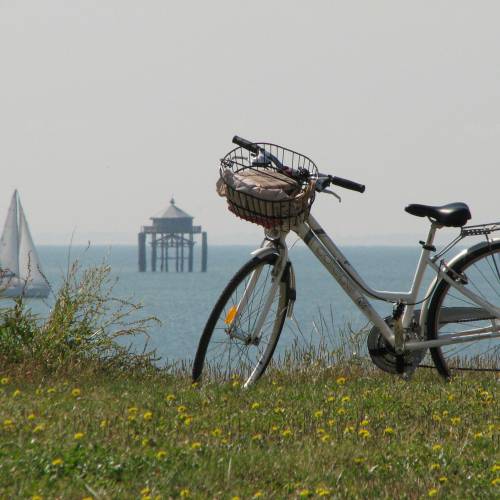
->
[[1, 1, 499, 246]]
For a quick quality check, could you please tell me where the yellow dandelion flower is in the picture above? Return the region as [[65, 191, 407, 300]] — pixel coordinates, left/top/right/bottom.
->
[[71, 388, 81, 397], [140, 487, 151, 495], [298, 489, 311, 497], [360, 419, 369, 426], [74, 432, 85, 440], [190, 441, 201, 450], [353, 457, 365, 464], [47, 387, 56, 394], [0, 377, 10, 385], [221, 438, 229, 445], [432, 444, 443, 452], [51, 458, 63, 466], [274, 407, 285, 414], [450, 417, 461, 426], [184, 417, 192, 427], [336, 377, 346, 385], [430, 463, 440, 471], [35, 388, 43, 395], [314, 410, 323, 418], [143, 411, 153, 421], [442, 410, 449, 417], [165, 393, 176, 401], [316, 427, 326, 435], [327, 419, 335, 427], [232, 496, 240, 500], [232, 380, 240, 387], [337, 408, 346, 415], [358, 429, 371, 439], [100, 419, 108, 428], [179, 488, 190, 497], [3, 418, 14, 427], [12, 389, 21, 397], [82, 497, 93, 500], [177, 405, 187, 413], [343, 426, 354, 434], [127, 415, 136, 422], [282, 429, 292, 437], [142, 438, 149, 447], [156, 450, 167, 459], [491, 478, 500, 486], [27, 413, 36, 421], [438, 476, 448, 483], [251, 402, 261, 410], [31, 496, 43, 500], [211, 428, 222, 437], [128, 407, 138, 414], [491, 464, 500, 473], [271, 425, 279, 432], [33, 423, 45, 433], [383, 427, 394, 435], [428, 488, 438, 497], [341, 396, 350, 403], [447, 394, 454, 401], [252, 433, 263, 441], [432, 414, 442, 422], [474, 432, 484, 439], [321, 434, 330, 443], [316, 487, 331, 496], [252, 491, 264, 498]]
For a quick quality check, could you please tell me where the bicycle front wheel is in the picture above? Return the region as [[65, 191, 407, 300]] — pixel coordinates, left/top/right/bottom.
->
[[192, 253, 290, 387], [426, 240, 500, 377]]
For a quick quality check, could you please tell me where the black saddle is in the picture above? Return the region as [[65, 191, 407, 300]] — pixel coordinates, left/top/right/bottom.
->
[[405, 202, 471, 227]]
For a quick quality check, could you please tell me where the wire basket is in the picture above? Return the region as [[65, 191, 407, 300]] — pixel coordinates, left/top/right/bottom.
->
[[217, 143, 318, 230]]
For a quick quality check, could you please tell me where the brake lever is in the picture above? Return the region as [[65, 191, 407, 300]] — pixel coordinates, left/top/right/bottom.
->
[[324, 189, 341, 203]]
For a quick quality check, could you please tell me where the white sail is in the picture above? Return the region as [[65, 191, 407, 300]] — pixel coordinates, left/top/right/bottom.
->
[[17, 200, 48, 292], [0, 190, 19, 276]]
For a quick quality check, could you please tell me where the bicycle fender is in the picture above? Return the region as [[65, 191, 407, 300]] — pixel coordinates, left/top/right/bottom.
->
[[286, 261, 296, 318], [418, 238, 500, 334], [250, 246, 280, 259]]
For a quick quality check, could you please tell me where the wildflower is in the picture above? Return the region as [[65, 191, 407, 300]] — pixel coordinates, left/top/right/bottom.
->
[[353, 457, 365, 464], [47, 387, 56, 394], [184, 417, 192, 427], [431, 444, 443, 452], [177, 405, 187, 413], [74, 432, 85, 440], [12, 389, 21, 397], [179, 488, 190, 497], [358, 429, 371, 439], [142, 438, 149, 447], [33, 423, 46, 433], [156, 450, 167, 459], [316, 428, 326, 435], [27, 413, 36, 421], [438, 476, 448, 483], [316, 487, 331, 496], [165, 393, 176, 402], [128, 407, 138, 414], [141, 487, 151, 495], [32, 496, 43, 500], [343, 426, 354, 434], [1, 377, 10, 385], [474, 432, 484, 439], [442, 410, 449, 417], [252, 433, 263, 441], [274, 407, 285, 414], [383, 427, 394, 435], [252, 491, 264, 498], [491, 478, 500, 486], [450, 417, 461, 426], [432, 414, 442, 422], [143, 411, 153, 421], [3, 419, 14, 429], [51, 458, 63, 466], [491, 464, 500, 473], [211, 428, 222, 437], [341, 396, 350, 403], [298, 489, 311, 497], [232, 380, 239, 387], [360, 419, 369, 426], [447, 394, 454, 401], [231, 496, 240, 500], [337, 408, 346, 415], [430, 463, 440, 471], [314, 410, 323, 418], [251, 402, 261, 410], [35, 388, 43, 395], [327, 395, 335, 402], [282, 429, 293, 437], [336, 377, 346, 385], [327, 419, 335, 427], [271, 425, 279, 432], [428, 488, 438, 497], [190, 441, 201, 450], [321, 434, 330, 443], [100, 419, 108, 428], [127, 415, 136, 422], [71, 388, 81, 397]]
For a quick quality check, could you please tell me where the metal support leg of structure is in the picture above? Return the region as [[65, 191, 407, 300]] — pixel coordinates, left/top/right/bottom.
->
[[138, 232, 146, 272], [201, 232, 207, 272], [151, 233, 157, 272], [188, 232, 193, 272]]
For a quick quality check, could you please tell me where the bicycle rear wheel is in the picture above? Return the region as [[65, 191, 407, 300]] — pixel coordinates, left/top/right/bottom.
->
[[426, 240, 500, 378], [192, 253, 290, 387]]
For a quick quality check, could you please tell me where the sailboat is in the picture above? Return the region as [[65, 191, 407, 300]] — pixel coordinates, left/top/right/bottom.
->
[[0, 190, 50, 298]]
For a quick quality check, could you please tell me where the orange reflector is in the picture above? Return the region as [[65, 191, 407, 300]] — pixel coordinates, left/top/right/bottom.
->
[[225, 306, 237, 325]]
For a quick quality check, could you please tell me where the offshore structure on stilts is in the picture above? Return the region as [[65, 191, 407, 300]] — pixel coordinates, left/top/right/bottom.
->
[[138, 198, 207, 272]]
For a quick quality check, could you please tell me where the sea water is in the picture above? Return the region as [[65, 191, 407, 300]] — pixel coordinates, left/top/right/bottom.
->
[[20, 245, 438, 365]]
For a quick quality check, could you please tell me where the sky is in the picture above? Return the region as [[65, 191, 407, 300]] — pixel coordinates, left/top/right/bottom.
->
[[1, 1, 499, 246]]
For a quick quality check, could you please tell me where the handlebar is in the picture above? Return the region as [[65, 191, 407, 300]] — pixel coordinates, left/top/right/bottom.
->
[[231, 135, 366, 194]]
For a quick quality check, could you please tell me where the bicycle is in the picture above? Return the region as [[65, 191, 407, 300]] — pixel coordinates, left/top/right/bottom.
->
[[193, 136, 500, 387]]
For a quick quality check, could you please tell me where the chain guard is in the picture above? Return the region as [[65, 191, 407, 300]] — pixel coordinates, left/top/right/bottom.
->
[[367, 317, 426, 375]]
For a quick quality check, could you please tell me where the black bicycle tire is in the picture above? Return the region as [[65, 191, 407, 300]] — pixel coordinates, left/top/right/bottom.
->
[[426, 240, 500, 378], [192, 253, 290, 385]]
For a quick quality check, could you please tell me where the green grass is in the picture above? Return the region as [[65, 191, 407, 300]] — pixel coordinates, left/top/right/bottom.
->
[[0, 363, 498, 499]]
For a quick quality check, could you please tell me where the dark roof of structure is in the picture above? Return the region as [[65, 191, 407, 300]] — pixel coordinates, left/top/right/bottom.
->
[[152, 198, 193, 220]]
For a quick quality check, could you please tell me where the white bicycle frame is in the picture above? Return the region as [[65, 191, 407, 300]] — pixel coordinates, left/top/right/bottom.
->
[[232, 213, 500, 354]]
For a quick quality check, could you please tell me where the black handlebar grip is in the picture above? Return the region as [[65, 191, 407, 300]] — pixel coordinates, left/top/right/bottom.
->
[[330, 176, 366, 193], [232, 135, 260, 155]]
